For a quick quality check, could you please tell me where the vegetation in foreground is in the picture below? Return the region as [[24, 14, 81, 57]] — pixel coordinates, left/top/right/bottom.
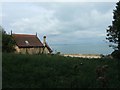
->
[[2, 53, 120, 88]]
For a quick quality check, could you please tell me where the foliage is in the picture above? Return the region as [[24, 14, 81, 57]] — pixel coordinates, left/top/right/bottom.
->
[[106, 1, 120, 51], [0, 26, 2, 52], [2, 53, 120, 88], [111, 50, 120, 59], [56, 52, 61, 55], [1, 26, 16, 52]]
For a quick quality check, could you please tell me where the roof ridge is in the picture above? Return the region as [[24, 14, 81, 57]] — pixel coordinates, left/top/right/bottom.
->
[[12, 34, 36, 36]]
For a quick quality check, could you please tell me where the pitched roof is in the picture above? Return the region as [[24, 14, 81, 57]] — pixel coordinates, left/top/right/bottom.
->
[[45, 42, 53, 53], [12, 34, 44, 48]]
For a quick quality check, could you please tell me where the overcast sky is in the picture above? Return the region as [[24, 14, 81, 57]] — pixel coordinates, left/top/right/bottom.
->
[[1, 2, 117, 44]]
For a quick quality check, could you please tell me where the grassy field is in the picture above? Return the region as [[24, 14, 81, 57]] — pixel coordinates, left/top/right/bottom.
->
[[2, 53, 120, 88]]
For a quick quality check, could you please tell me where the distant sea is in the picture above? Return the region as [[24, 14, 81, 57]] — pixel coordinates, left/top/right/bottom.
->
[[50, 43, 113, 55]]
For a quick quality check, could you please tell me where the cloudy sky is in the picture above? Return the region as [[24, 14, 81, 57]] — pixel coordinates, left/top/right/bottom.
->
[[1, 1, 117, 44]]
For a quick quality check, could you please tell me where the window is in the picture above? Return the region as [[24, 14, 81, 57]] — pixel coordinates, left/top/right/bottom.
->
[[25, 40, 29, 45]]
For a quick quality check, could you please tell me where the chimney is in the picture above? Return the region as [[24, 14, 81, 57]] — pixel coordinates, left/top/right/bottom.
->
[[43, 36, 46, 46], [11, 30, 12, 36], [36, 32, 37, 36]]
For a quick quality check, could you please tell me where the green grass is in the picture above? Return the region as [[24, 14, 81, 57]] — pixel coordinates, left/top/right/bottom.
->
[[2, 53, 120, 88]]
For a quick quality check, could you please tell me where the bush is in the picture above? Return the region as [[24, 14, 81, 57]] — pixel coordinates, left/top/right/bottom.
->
[[111, 50, 120, 59], [2, 30, 16, 53], [2, 53, 120, 88]]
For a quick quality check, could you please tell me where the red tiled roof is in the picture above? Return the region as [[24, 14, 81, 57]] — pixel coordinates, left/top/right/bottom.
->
[[12, 34, 44, 48]]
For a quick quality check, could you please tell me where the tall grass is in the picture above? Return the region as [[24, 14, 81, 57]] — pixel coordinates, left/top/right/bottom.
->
[[2, 53, 120, 88]]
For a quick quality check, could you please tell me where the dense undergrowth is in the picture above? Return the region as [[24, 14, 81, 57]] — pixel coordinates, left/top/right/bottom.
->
[[2, 53, 120, 88]]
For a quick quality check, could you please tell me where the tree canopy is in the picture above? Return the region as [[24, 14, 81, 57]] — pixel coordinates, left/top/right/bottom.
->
[[0, 26, 16, 53], [106, 1, 120, 59], [106, 1, 120, 58]]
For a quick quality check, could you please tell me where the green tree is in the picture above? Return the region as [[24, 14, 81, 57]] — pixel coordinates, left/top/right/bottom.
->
[[106, 1, 120, 58], [0, 26, 2, 52], [0, 26, 15, 53]]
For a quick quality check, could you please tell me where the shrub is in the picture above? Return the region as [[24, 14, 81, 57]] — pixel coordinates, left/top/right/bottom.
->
[[111, 50, 120, 59]]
